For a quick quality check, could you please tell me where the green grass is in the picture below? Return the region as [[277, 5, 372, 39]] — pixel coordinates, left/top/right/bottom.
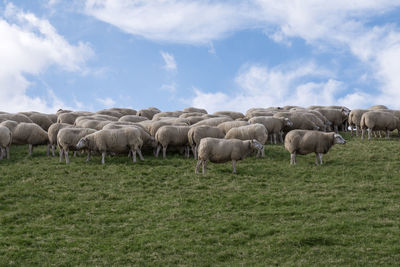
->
[[1, 132, 400, 265]]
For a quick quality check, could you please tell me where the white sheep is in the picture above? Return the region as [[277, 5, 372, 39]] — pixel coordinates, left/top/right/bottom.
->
[[225, 123, 267, 157], [155, 125, 191, 158], [57, 128, 97, 163], [0, 125, 12, 160]]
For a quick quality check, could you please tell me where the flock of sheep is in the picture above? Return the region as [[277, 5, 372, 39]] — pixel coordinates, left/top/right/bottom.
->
[[0, 104, 397, 173]]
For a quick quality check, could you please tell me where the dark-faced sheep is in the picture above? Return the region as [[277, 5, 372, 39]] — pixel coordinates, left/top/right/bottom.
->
[[284, 130, 346, 165], [196, 138, 263, 174]]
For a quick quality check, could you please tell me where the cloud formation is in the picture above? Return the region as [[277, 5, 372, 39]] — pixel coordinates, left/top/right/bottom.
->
[[0, 3, 92, 113], [160, 51, 177, 71]]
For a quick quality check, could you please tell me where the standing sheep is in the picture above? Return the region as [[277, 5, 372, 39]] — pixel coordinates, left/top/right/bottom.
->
[[249, 116, 292, 144], [155, 126, 191, 159], [360, 111, 399, 140], [213, 111, 245, 120], [0, 125, 12, 160], [188, 125, 225, 159], [183, 107, 208, 114], [76, 128, 144, 164], [225, 124, 267, 157], [48, 123, 75, 157], [284, 130, 346, 165], [57, 128, 97, 163], [348, 109, 369, 136], [217, 121, 249, 135], [195, 138, 264, 174]]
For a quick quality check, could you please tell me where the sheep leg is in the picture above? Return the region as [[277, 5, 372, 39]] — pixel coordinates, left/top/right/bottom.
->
[[101, 151, 106, 164], [261, 147, 265, 157], [356, 125, 359, 137], [279, 132, 283, 143], [274, 134, 277, 145], [52, 145, 55, 157], [232, 160, 237, 174], [59, 148, 64, 162], [65, 149, 70, 164], [202, 160, 207, 175], [132, 149, 137, 163], [86, 151, 91, 162], [334, 125, 338, 133], [185, 146, 190, 158], [6, 146, 10, 159], [368, 128, 372, 140], [162, 146, 167, 159], [319, 153, 323, 165], [155, 145, 161, 157], [29, 144, 33, 156], [270, 135, 273, 144], [0, 148, 3, 160], [137, 149, 144, 161], [386, 129, 390, 139], [195, 160, 202, 174], [315, 153, 319, 166], [46, 144, 50, 157], [290, 152, 296, 165]]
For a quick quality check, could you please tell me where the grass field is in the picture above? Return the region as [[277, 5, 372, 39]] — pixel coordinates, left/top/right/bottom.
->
[[1, 132, 400, 265]]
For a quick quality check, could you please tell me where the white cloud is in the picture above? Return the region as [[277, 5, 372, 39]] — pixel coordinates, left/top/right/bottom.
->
[[160, 51, 177, 71], [96, 97, 116, 107], [161, 83, 177, 93], [190, 63, 359, 113], [0, 3, 93, 113]]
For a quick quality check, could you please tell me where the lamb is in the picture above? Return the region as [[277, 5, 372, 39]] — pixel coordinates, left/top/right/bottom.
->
[[0, 125, 12, 160], [195, 138, 264, 174], [118, 115, 149, 123], [213, 111, 245, 120], [155, 125, 191, 158], [48, 123, 75, 156], [183, 107, 208, 114], [137, 107, 161, 119], [57, 128, 97, 163], [284, 130, 346, 165], [360, 111, 399, 140], [225, 124, 267, 157], [76, 128, 143, 164], [1, 121, 49, 156], [217, 121, 249, 135], [348, 109, 369, 136], [249, 116, 293, 144], [188, 125, 225, 159], [192, 117, 233, 127]]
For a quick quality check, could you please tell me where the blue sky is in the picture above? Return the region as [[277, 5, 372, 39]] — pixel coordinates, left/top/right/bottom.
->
[[1, 0, 400, 113]]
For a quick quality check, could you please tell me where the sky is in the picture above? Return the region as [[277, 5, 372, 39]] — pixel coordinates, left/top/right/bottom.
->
[[1, 0, 400, 113]]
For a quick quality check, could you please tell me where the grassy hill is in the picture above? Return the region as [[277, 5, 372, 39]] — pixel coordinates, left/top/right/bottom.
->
[[1, 132, 400, 265]]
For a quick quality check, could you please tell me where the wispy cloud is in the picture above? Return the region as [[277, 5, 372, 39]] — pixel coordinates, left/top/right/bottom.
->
[[96, 97, 116, 107], [160, 51, 177, 71]]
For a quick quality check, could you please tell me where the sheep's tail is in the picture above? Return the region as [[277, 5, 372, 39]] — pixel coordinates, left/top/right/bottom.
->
[[188, 129, 195, 147]]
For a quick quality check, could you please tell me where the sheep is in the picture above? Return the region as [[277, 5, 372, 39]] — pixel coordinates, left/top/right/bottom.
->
[[57, 111, 93, 124], [155, 125, 191, 158], [179, 112, 205, 118], [57, 128, 97, 163], [348, 109, 369, 136], [76, 128, 143, 164], [152, 111, 183, 120], [183, 107, 208, 114], [195, 138, 264, 174], [26, 113, 54, 131], [48, 123, 75, 157], [291, 111, 327, 132], [314, 108, 347, 132], [249, 116, 293, 144], [118, 115, 149, 123], [284, 130, 346, 165], [192, 117, 233, 127], [0, 125, 12, 160], [282, 105, 304, 110], [188, 125, 225, 159], [149, 120, 188, 136], [137, 107, 161, 119], [225, 123, 268, 157], [96, 109, 124, 118], [0, 113, 33, 123], [273, 112, 320, 132], [56, 109, 72, 116], [184, 116, 206, 125], [213, 111, 245, 120], [217, 121, 249, 135], [75, 115, 118, 124], [75, 119, 112, 130], [360, 111, 399, 140], [1, 121, 49, 156], [108, 108, 137, 116], [369, 105, 388, 110]]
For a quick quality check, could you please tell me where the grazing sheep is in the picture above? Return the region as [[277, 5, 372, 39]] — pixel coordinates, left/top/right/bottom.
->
[[57, 111, 93, 124], [369, 105, 388, 110], [292, 111, 327, 132], [192, 117, 233, 127], [273, 112, 320, 132], [183, 107, 208, 114], [188, 125, 225, 159], [0, 125, 12, 160], [149, 120, 188, 136], [314, 108, 347, 132], [213, 111, 245, 120], [137, 107, 161, 119], [195, 138, 264, 174], [249, 116, 293, 144], [26, 113, 54, 131], [155, 126, 191, 158], [48, 123, 75, 157], [225, 123, 268, 157], [76, 128, 144, 164], [217, 121, 249, 135], [348, 109, 369, 136], [360, 111, 399, 140], [118, 115, 148, 123], [57, 128, 97, 163], [152, 111, 183, 120], [0, 113, 33, 123], [75, 119, 112, 130], [184, 116, 206, 125], [284, 130, 346, 165], [1, 121, 49, 156]]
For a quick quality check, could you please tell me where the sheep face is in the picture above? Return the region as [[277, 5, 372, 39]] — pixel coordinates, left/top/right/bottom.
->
[[250, 139, 264, 153], [76, 138, 88, 149], [333, 134, 346, 144], [284, 118, 293, 127]]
